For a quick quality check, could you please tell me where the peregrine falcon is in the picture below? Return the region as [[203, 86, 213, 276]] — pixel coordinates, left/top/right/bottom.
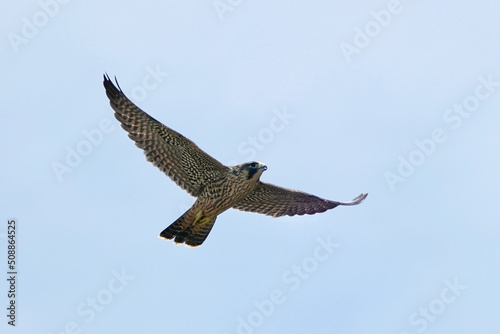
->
[[103, 74, 367, 247]]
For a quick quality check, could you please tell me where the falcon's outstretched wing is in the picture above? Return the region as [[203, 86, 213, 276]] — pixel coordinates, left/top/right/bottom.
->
[[233, 182, 367, 217], [103, 74, 229, 197]]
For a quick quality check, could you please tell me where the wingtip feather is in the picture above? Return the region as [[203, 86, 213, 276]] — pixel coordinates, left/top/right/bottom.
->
[[350, 193, 368, 205]]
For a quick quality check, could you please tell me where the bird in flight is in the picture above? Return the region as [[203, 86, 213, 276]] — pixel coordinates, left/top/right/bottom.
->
[[103, 74, 367, 247]]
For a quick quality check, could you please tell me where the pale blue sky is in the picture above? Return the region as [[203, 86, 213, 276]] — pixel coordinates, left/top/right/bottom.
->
[[2, 1, 500, 333]]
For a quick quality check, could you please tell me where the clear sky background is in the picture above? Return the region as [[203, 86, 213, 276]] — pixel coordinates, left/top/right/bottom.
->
[[2, 1, 499, 333]]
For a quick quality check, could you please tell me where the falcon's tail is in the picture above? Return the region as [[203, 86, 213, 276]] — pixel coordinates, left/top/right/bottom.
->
[[159, 208, 217, 247]]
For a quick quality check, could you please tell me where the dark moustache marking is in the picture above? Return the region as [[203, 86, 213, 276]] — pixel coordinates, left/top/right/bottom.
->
[[247, 167, 258, 179]]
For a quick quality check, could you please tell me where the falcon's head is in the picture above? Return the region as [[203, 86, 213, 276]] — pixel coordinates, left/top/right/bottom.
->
[[238, 161, 267, 180]]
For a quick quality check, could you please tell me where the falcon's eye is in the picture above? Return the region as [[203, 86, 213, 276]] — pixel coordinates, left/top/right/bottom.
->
[[249, 162, 257, 168]]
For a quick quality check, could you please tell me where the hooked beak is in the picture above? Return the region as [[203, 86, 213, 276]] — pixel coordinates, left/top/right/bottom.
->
[[259, 165, 268, 171]]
